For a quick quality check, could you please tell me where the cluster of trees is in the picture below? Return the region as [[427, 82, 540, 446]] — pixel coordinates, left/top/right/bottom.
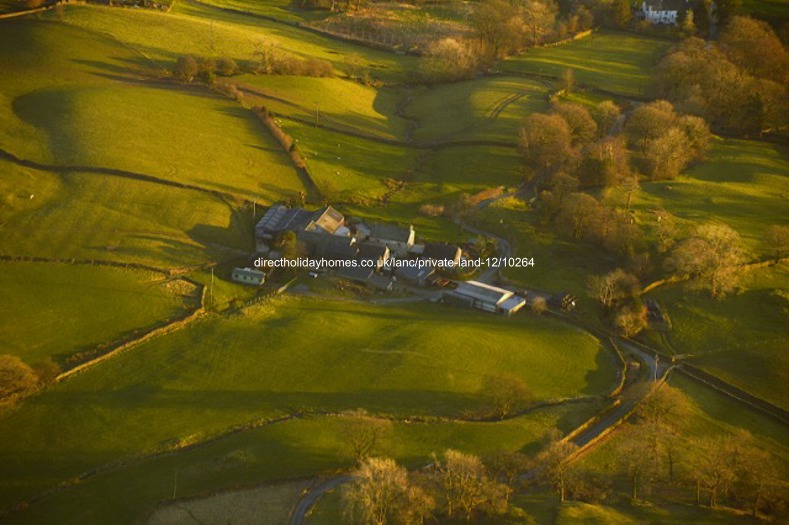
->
[[341, 386, 786, 524], [173, 42, 333, 83], [611, 385, 785, 517], [521, 99, 712, 276], [343, 450, 510, 524], [0, 354, 59, 404], [173, 55, 238, 83], [654, 16, 788, 136], [587, 221, 751, 335], [588, 268, 646, 336]]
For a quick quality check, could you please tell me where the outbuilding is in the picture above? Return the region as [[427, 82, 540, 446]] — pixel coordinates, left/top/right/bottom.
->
[[444, 280, 525, 316], [231, 267, 266, 286]]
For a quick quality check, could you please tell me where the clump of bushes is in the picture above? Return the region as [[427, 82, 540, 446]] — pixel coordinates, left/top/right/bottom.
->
[[173, 50, 332, 83]]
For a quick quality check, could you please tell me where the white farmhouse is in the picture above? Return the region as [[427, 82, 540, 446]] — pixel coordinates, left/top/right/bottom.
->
[[640, 0, 691, 24]]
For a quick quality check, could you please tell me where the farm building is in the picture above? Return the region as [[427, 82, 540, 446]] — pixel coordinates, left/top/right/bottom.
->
[[297, 231, 358, 261], [395, 265, 436, 287], [255, 205, 345, 241], [358, 243, 391, 271], [366, 223, 415, 257], [231, 267, 266, 286], [423, 243, 462, 267], [444, 281, 525, 316]]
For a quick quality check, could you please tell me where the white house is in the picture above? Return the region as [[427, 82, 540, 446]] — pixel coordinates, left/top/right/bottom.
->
[[640, 0, 691, 24]]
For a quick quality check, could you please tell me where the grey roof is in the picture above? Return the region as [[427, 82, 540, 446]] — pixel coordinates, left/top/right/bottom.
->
[[453, 281, 513, 304], [395, 265, 435, 281], [500, 296, 526, 313], [358, 243, 389, 261], [339, 265, 375, 282], [423, 243, 461, 262], [369, 223, 413, 243], [297, 231, 357, 260], [256, 205, 344, 237]]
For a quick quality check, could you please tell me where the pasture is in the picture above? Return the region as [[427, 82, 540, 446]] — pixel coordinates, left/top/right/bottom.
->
[[625, 138, 789, 251], [0, 262, 195, 365], [236, 75, 409, 142], [0, 161, 252, 267], [502, 31, 672, 98], [0, 295, 616, 512], [7, 405, 601, 525], [408, 76, 549, 144], [647, 266, 789, 410]]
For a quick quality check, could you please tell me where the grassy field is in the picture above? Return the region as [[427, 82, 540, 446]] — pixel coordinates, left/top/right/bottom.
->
[[0, 161, 252, 267], [0, 262, 195, 365], [147, 480, 311, 525], [0, 296, 616, 510], [236, 75, 409, 141], [4, 402, 600, 525], [742, 0, 789, 20], [190, 0, 328, 23], [55, 3, 408, 76], [502, 31, 673, 98], [581, 374, 789, 477], [479, 196, 618, 296], [408, 76, 550, 143], [282, 120, 416, 198], [623, 138, 789, 252], [646, 266, 789, 409], [0, 20, 305, 201]]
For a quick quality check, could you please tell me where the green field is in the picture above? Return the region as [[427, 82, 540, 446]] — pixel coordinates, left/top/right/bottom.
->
[[408, 77, 550, 143], [0, 161, 252, 267], [0, 262, 195, 365], [0, 296, 616, 511], [742, 0, 789, 20], [502, 31, 673, 97], [237, 75, 409, 141], [647, 266, 789, 410], [624, 138, 789, 251], [576, 375, 789, 516], [0, 20, 305, 201], [4, 403, 600, 525], [189, 0, 328, 23]]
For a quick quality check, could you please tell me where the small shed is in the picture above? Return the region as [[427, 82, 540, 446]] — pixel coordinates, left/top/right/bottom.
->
[[232, 267, 266, 286]]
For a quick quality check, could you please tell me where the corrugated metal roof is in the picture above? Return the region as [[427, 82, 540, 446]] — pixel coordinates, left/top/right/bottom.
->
[[453, 281, 513, 304]]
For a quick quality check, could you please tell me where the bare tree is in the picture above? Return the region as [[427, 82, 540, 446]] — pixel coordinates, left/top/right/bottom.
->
[[538, 429, 579, 502], [670, 223, 747, 298], [342, 411, 391, 464], [432, 449, 509, 522], [587, 269, 641, 309], [519, 113, 574, 174], [344, 457, 429, 525], [555, 192, 599, 241], [619, 426, 653, 502]]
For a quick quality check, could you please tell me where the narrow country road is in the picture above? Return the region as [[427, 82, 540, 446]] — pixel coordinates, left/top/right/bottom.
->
[[290, 476, 351, 525]]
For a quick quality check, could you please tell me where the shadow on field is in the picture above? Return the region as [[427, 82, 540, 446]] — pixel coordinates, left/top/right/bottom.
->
[[581, 348, 618, 396]]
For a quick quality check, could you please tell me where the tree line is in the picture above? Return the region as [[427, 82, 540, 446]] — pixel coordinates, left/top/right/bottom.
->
[[340, 385, 786, 524]]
